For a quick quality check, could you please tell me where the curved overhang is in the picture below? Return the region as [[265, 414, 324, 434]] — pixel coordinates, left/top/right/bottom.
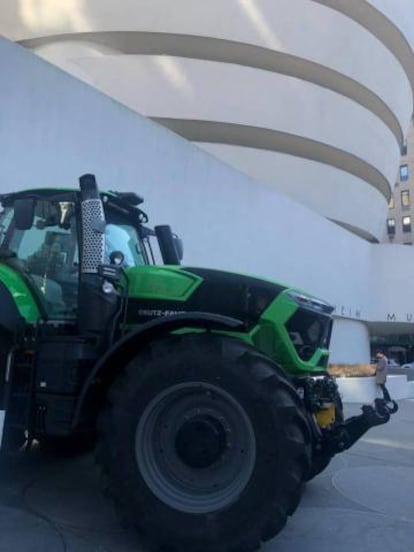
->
[[19, 31, 404, 149], [197, 142, 388, 241], [330, 220, 379, 243], [154, 118, 392, 201], [315, 0, 414, 101]]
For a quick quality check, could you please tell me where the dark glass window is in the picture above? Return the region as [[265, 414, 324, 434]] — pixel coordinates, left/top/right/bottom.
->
[[389, 196, 395, 209], [400, 165, 409, 182], [387, 218, 396, 235], [401, 190, 410, 208], [402, 141, 408, 156], [402, 216, 411, 233]]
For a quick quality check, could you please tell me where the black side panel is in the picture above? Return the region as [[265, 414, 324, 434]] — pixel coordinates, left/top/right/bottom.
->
[[35, 337, 97, 394], [184, 268, 286, 328], [0, 280, 21, 332], [127, 267, 286, 330]]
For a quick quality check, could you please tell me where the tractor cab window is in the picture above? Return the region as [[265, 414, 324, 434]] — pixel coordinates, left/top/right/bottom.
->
[[104, 212, 146, 267], [7, 200, 79, 318]]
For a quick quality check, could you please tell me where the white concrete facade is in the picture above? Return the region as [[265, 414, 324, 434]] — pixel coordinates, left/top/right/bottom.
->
[[336, 374, 414, 403], [0, 1, 414, 363]]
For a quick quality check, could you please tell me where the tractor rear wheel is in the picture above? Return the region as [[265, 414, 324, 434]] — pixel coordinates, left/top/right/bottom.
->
[[96, 334, 311, 552]]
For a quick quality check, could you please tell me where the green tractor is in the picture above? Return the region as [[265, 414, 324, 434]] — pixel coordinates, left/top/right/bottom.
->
[[0, 174, 397, 551]]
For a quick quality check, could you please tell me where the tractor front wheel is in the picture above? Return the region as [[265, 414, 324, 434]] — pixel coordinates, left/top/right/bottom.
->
[[96, 334, 311, 552]]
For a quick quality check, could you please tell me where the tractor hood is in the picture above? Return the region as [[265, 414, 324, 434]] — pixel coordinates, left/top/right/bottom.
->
[[124, 265, 287, 329]]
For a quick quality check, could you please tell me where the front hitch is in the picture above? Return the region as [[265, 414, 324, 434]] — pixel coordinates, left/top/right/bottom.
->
[[318, 398, 398, 456]]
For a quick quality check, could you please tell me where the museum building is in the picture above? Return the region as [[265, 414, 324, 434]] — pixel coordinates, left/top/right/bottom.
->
[[1, 0, 414, 363]]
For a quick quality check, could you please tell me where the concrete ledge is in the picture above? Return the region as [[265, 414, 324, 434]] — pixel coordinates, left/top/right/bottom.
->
[[336, 375, 412, 403]]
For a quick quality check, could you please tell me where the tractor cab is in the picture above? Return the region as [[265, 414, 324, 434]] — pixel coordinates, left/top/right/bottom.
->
[[0, 181, 180, 323]]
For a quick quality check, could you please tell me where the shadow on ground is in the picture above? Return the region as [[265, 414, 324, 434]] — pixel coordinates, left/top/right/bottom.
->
[[1, 401, 413, 552]]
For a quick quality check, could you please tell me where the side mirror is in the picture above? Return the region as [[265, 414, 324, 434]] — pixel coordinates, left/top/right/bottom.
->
[[154, 225, 181, 265], [14, 198, 35, 230], [173, 234, 184, 261]]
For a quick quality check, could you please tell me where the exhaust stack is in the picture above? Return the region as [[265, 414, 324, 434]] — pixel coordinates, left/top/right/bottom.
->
[[79, 174, 106, 273], [78, 174, 117, 338]]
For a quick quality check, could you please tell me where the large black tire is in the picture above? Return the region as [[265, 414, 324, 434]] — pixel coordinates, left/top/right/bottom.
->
[[306, 393, 344, 480], [96, 334, 311, 552]]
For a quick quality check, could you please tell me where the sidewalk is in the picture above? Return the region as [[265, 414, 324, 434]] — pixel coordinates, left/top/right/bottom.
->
[[1, 400, 413, 552]]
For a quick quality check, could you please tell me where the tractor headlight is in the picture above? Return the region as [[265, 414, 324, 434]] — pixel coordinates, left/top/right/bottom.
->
[[287, 291, 334, 314]]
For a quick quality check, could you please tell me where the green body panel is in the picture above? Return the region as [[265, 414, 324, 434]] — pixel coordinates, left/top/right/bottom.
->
[[0, 265, 40, 323], [172, 315, 327, 377], [125, 265, 202, 301], [123, 265, 330, 377]]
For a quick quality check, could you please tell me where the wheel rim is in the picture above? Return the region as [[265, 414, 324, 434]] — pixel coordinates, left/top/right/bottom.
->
[[135, 382, 256, 514]]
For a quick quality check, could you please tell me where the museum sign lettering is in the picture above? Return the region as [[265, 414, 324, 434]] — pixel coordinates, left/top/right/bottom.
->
[[386, 313, 414, 322], [333, 306, 362, 318], [332, 306, 414, 323]]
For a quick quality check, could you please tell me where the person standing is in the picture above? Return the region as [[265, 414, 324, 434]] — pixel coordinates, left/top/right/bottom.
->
[[375, 350, 391, 402]]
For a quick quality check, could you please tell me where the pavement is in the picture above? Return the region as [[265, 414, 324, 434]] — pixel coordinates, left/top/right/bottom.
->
[[1, 400, 413, 552]]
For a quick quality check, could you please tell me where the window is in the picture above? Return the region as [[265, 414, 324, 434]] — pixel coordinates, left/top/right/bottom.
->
[[104, 207, 147, 266], [404, 242, 412, 246], [387, 218, 395, 235], [105, 223, 145, 267], [402, 215, 412, 233], [401, 190, 410, 209], [402, 141, 408, 156], [389, 196, 395, 209], [6, 200, 79, 318], [400, 165, 409, 182]]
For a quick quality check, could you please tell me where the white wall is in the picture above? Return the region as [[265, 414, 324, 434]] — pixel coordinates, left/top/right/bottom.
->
[[368, 244, 414, 324], [59, 55, 399, 183], [199, 145, 389, 240], [329, 320, 371, 364], [1, 0, 412, 242]]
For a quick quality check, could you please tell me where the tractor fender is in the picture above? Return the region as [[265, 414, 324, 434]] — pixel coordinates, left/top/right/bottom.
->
[[72, 312, 244, 428]]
